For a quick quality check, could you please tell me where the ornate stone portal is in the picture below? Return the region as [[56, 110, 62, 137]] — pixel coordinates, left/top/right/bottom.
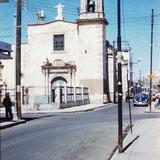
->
[[41, 59, 76, 102], [42, 59, 76, 79]]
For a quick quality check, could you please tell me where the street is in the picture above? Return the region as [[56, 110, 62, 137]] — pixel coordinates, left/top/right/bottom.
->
[[1, 102, 160, 160]]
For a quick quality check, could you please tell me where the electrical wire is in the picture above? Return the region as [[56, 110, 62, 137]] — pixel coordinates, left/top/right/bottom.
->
[[0, 0, 159, 43]]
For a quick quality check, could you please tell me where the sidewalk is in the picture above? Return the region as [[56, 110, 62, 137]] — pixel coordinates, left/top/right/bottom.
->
[[144, 102, 160, 113], [0, 119, 26, 130], [111, 117, 160, 160], [0, 103, 111, 130]]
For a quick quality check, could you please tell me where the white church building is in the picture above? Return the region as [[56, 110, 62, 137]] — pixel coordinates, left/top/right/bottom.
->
[[1, 0, 112, 109]]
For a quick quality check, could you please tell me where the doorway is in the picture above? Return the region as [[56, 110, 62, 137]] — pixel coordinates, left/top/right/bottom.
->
[[51, 77, 67, 102]]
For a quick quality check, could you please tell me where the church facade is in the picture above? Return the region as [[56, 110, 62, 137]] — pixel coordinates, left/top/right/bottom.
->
[[2, 0, 110, 107]]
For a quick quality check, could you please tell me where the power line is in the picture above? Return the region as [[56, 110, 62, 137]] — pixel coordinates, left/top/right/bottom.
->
[[0, 2, 16, 25], [122, 0, 127, 42]]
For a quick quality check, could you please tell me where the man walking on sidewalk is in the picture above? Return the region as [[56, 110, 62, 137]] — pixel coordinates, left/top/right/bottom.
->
[[156, 93, 160, 109], [3, 93, 13, 120]]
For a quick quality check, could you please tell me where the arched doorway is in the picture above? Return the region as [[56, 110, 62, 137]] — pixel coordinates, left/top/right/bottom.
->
[[51, 76, 67, 102]]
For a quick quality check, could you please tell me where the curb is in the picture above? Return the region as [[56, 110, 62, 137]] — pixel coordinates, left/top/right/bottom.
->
[[0, 120, 26, 130], [144, 109, 160, 113], [21, 103, 114, 114], [144, 111, 160, 113], [110, 123, 139, 160]]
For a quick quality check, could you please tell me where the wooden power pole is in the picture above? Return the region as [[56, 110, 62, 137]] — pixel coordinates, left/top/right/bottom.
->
[[117, 0, 123, 153], [149, 9, 154, 111], [16, 0, 22, 119]]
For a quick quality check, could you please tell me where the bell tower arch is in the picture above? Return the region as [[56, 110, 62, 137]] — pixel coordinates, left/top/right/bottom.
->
[[80, 0, 105, 19]]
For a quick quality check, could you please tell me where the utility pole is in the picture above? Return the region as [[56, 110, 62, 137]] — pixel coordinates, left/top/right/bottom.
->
[[12, 14, 19, 121], [139, 70, 141, 84], [16, 0, 22, 119], [117, 0, 123, 153], [127, 69, 132, 133], [113, 41, 117, 103], [149, 9, 154, 111]]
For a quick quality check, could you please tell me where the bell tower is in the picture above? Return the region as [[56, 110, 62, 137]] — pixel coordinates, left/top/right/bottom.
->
[[80, 0, 105, 19], [77, 0, 109, 103]]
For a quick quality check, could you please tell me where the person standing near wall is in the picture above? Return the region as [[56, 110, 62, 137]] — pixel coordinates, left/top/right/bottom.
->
[[3, 92, 13, 120]]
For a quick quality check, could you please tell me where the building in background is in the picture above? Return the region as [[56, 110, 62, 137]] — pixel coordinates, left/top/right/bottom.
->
[[0, 41, 12, 60], [107, 43, 132, 101], [0, 41, 12, 105], [121, 48, 133, 98], [143, 71, 160, 93]]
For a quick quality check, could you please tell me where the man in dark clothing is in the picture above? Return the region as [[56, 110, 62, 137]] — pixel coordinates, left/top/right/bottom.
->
[[3, 93, 13, 120]]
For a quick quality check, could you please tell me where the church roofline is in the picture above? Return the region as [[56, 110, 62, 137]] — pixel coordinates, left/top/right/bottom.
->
[[28, 20, 77, 27]]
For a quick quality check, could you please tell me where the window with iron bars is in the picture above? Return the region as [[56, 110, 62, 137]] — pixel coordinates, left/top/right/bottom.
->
[[53, 34, 64, 51]]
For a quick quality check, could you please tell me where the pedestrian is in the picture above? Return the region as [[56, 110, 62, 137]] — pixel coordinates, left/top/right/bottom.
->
[[156, 93, 160, 109], [3, 92, 13, 120], [157, 99, 160, 109]]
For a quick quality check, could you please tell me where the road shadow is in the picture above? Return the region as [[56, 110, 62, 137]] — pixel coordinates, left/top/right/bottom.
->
[[122, 135, 140, 152]]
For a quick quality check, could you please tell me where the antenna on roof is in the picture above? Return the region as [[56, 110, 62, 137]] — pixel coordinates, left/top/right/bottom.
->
[[37, 10, 45, 23]]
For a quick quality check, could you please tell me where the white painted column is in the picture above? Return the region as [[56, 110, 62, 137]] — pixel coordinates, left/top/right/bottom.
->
[[44, 72, 47, 96], [47, 70, 50, 103], [81, 85, 84, 101], [64, 85, 67, 103], [73, 86, 76, 102], [70, 72, 72, 87], [98, 0, 103, 12], [73, 71, 76, 87], [55, 84, 61, 108], [80, 0, 86, 13]]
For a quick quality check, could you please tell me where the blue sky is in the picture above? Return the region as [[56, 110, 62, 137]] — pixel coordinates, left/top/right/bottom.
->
[[0, 0, 160, 80]]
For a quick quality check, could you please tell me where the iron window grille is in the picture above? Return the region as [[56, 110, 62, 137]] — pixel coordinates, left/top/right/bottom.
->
[[53, 34, 64, 51]]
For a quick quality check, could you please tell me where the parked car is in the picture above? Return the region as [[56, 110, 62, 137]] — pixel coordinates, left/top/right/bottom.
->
[[133, 93, 149, 106]]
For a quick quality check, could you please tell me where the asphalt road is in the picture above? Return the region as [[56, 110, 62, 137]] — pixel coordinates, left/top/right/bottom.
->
[[1, 102, 159, 160]]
